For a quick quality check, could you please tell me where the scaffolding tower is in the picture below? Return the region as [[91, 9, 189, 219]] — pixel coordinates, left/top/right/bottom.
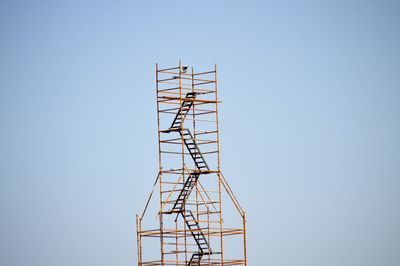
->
[[136, 61, 247, 265]]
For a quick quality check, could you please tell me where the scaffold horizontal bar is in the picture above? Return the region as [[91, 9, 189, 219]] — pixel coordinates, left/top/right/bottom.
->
[[157, 66, 180, 71], [193, 70, 216, 76], [158, 96, 220, 104]]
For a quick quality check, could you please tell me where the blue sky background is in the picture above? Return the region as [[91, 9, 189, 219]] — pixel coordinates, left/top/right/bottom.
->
[[1, 0, 399, 265]]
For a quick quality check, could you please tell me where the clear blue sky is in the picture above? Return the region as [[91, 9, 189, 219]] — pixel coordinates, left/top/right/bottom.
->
[[1, 1, 399, 265]]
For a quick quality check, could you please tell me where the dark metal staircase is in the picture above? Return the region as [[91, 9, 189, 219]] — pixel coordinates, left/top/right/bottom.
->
[[171, 173, 199, 212], [167, 92, 212, 265], [170, 92, 197, 130], [180, 129, 209, 171], [183, 210, 212, 265]]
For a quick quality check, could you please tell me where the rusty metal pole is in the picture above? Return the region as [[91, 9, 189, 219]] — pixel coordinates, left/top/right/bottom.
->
[[156, 63, 165, 266], [243, 212, 248, 266], [214, 64, 225, 265], [136, 214, 140, 266]]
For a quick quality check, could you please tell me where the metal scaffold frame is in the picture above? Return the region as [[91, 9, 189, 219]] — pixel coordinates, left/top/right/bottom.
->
[[136, 61, 247, 266]]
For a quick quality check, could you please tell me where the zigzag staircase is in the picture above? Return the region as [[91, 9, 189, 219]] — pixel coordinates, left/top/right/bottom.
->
[[167, 92, 212, 265]]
